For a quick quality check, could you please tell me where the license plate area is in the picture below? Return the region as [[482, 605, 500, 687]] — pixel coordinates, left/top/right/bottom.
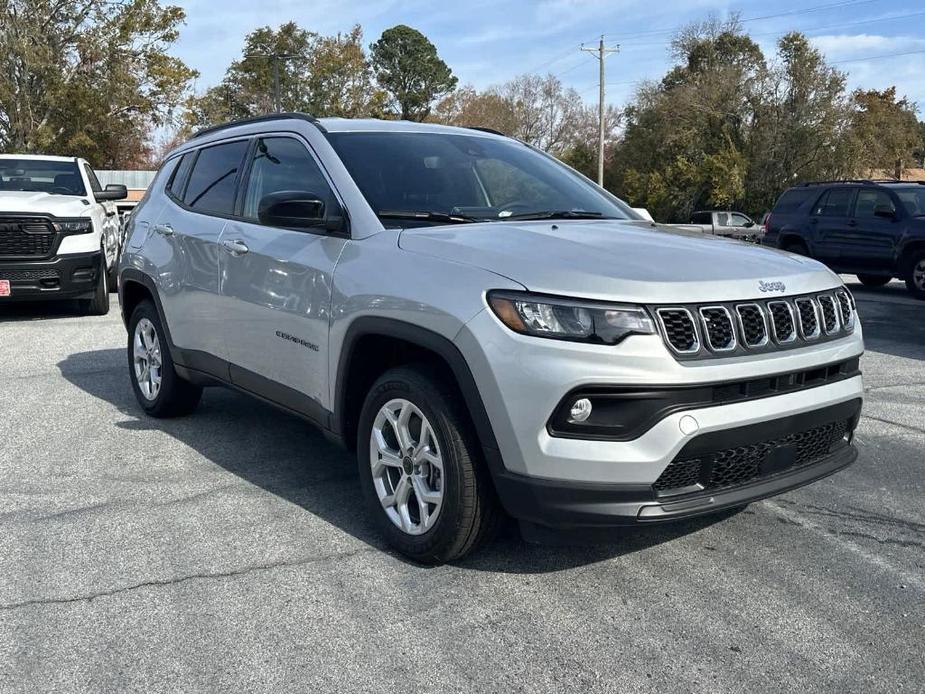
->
[[0, 279, 10, 297]]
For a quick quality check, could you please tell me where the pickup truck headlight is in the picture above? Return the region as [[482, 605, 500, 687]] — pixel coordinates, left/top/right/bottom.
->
[[487, 291, 655, 344], [53, 219, 93, 234]]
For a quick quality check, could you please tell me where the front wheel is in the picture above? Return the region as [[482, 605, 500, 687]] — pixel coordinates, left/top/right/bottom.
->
[[905, 251, 925, 300], [857, 274, 891, 287], [80, 253, 110, 315], [127, 300, 202, 417], [356, 366, 501, 563]]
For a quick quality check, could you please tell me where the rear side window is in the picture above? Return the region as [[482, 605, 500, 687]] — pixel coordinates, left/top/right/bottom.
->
[[813, 189, 854, 217], [691, 211, 711, 224], [183, 140, 249, 215], [167, 154, 194, 199], [772, 189, 814, 214]]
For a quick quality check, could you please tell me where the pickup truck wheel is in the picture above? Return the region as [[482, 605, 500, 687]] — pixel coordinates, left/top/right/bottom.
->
[[127, 300, 202, 417], [904, 252, 925, 300], [107, 256, 119, 293], [80, 253, 110, 315], [357, 366, 501, 563], [857, 274, 891, 287]]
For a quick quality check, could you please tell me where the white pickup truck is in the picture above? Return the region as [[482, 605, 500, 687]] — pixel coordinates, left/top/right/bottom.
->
[[0, 154, 126, 314], [667, 210, 763, 242]]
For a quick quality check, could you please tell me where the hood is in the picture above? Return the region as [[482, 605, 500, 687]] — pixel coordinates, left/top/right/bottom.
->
[[0, 191, 91, 217], [398, 219, 840, 303]]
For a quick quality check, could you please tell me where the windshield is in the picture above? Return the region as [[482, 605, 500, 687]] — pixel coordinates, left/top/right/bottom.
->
[[326, 131, 638, 226], [893, 187, 925, 216], [0, 158, 86, 196]]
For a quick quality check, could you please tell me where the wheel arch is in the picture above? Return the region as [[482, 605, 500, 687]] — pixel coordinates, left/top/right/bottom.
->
[[333, 317, 503, 473], [119, 269, 176, 347]]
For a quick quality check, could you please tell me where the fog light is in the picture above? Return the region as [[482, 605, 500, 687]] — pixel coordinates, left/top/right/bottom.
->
[[569, 398, 592, 423]]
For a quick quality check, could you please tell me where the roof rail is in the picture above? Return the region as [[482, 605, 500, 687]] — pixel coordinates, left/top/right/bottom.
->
[[192, 112, 324, 140], [799, 179, 876, 186]]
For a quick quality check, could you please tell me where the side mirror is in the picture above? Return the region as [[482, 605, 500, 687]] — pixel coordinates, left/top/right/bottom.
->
[[96, 184, 127, 201], [873, 204, 896, 219], [258, 190, 344, 232]]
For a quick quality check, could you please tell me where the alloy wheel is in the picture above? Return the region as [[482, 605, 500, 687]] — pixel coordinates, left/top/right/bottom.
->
[[369, 398, 444, 535], [133, 318, 163, 401]]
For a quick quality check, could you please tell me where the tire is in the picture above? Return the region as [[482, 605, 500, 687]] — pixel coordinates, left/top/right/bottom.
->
[[107, 255, 119, 293], [857, 274, 891, 287], [81, 253, 110, 315], [904, 250, 925, 300], [357, 365, 501, 563], [782, 239, 809, 256], [127, 300, 202, 417]]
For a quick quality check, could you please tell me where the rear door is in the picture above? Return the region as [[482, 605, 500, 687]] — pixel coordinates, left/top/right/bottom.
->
[[219, 134, 348, 414], [155, 139, 249, 361], [842, 187, 901, 271], [809, 187, 856, 265]]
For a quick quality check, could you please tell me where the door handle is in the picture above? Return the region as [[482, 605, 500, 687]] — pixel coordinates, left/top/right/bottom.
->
[[222, 238, 249, 256], [153, 223, 174, 237]]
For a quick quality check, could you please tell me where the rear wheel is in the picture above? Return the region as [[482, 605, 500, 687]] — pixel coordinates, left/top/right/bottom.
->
[[904, 251, 925, 300], [128, 300, 202, 417], [857, 274, 891, 287], [80, 253, 110, 315], [357, 366, 501, 563]]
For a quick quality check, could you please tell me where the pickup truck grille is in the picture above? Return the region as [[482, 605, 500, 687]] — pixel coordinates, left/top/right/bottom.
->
[[652, 290, 855, 360], [0, 217, 56, 259]]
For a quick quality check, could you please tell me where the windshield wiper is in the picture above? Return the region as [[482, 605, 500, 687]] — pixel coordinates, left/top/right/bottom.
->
[[377, 210, 482, 224], [499, 210, 614, 221]]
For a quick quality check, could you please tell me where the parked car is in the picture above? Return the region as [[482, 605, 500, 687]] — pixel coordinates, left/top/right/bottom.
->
[[762, 179, 925, 299], [0, 154, 126, 313], [119, 114, 864, 562], [667, 210, 762, 241]]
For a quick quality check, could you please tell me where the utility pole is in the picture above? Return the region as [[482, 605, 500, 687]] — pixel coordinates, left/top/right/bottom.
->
[[580, 36, 619, 186], [246, 51, 299, 113]]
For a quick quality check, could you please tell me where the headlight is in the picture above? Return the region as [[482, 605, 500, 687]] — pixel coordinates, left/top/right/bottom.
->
[[487, 291, 655, 344], [54, 219, 92, 234]]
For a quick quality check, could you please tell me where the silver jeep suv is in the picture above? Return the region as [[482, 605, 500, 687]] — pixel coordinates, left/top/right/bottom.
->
[[119, 114, 864, 562]]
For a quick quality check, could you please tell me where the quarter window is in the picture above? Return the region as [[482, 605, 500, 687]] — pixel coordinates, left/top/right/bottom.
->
[[241, 137, 337, 225], [167, 153, 194, 199], [183, 140, 248, 215]]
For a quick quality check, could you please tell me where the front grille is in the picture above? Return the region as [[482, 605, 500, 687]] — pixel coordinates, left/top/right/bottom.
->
[[768, 301, 796, 344], [656, 308, 699, 354], [654, 418, 850, 496], [1, 268, 59, 282], [699, 307, 735, 351], [0, 217, 55, 258], [835, 289, 854, 329], [818, 295, 839, 334], [794, 298, 820, 339], [736, 303, 768, 347]]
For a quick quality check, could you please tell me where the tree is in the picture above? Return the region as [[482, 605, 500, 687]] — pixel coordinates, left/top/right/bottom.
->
[[186, 23, 385, 129], [0, 0, 196, 168], [849, 87, 921, 175], [370, 25, 457, 121]]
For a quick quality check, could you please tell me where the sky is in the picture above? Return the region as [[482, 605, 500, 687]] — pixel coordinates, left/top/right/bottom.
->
[[170, 0, 925, 114]]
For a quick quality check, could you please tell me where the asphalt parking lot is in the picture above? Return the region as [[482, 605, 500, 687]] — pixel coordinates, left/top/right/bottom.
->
[[0, 279, 922, 693]]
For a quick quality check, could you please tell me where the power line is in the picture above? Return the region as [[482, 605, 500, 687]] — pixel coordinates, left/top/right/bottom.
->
[[830, 48, 925, 64]]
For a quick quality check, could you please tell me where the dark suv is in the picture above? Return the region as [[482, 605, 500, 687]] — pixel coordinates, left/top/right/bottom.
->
[[762, 180, 925, 299]]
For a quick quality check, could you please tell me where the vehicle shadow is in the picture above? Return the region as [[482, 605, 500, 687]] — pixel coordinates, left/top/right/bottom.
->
[[843, 281, 925, 362], [57, 348, 738, 574]]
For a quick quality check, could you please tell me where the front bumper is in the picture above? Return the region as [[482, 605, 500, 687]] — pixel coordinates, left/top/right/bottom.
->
[[494, 398, 860, 529], [0, 251, 101, 301]]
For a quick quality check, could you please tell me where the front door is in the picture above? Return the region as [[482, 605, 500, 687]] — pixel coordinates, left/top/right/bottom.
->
[[219, 135, 348, 416], [842, 187, 901, 272]]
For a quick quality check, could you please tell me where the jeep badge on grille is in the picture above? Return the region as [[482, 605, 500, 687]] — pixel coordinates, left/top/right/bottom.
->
[[759, 280, 786, 293]]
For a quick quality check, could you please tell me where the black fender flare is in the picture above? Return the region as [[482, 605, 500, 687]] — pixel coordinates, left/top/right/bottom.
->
[[333, 317, 504, 474]]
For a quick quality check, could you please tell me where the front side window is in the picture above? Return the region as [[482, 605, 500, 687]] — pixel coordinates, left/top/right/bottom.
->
[[854, 189, 895, 218], [183, 140, 248, 215], [84, 165, 103, 194], [0, 158, 86, 196], [242, 137, 337, 225], [729, 213, 751, 227], [327, 131, 636, 226]]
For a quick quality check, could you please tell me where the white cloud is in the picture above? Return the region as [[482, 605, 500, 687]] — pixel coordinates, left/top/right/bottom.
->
[[810, 33, 925, 58]]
